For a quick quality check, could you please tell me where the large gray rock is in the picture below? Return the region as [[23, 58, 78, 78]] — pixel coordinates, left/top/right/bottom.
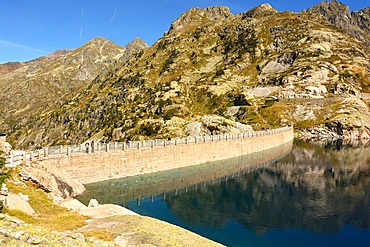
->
[[18, 163, 86, 200], [186, 115, 253, 136], [1, 193, 35, 215], [88, 199, 99, 208]]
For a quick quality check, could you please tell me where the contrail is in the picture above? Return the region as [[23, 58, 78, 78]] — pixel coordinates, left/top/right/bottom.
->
[[81, 6, 84, 18], [110, 9, 117, 23], [0, 40, 49, 54], [80, 26, 83, 40]]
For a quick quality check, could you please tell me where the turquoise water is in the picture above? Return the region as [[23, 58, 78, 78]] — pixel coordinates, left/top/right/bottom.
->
[[128, 197, 370, 247], [79, 141, 370, 246]]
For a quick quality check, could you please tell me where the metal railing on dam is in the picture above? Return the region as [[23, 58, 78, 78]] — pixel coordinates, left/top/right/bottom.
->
[[5, 126, 292, 168]]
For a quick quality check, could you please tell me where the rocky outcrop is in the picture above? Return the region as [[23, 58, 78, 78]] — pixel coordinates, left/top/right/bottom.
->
[[308, 0, 370, 46], [296, 125, 342, 142], [167, 6, 232, 34], [18, 163, 85, 201], [243, 3, 278, 18], [186, 115, 253, 136], [0, 193, 35, 215], [351, 7, 370, 35], [0, 142, 11, 156]]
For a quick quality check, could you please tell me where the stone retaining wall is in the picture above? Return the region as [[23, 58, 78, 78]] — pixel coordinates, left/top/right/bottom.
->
[[40, 127, 294, 184]]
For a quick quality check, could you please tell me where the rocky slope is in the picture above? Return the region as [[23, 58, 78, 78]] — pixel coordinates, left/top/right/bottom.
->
[[0, 37, 147, 133], [2, 1, 370, 148], [308, 0, 370, 46], [0, 62, 23, 75]]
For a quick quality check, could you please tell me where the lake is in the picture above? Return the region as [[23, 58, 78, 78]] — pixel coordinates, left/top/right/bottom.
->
[[78, 141, 370, 246]]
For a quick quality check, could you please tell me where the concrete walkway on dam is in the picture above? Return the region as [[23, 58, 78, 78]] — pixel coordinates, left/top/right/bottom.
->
[[5, 126, 294, 184]]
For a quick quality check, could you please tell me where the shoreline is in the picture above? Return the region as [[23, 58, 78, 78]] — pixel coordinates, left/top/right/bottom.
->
[[70, 141, 294, 245], [4, 127, 293, 246]]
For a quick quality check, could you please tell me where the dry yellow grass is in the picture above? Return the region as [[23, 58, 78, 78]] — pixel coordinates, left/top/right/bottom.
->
[[80, 215, 224, 247], [5, 177, 223, 246], [6, 181, 88, 231]]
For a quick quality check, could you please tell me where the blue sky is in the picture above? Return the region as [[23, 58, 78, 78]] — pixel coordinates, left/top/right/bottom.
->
[[0, 0, 368, 63]]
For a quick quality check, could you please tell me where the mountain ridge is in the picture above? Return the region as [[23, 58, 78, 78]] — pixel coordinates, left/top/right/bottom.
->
[[0, 37, 148, 128], [308, 0, 370, 46], [1, 1, 369, 148]]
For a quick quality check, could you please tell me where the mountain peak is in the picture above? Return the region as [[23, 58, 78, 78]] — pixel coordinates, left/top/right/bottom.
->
[[125, 37, 148, 50], [308, 0, 370, 46], [85, 36, 110, 46], [307, 0, 351, 22], [243, 3, 278, 18], [167, 6, 232, 34], [120, 37, 149, 61]]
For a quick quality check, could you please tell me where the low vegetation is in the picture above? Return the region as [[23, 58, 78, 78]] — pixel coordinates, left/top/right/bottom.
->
[[3, 172, 223, 246], [1, 2, 370, 147], [6, 180, 88, 232]]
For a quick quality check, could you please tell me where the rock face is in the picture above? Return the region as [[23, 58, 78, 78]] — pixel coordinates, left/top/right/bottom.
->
[[18, 163, 85, 200], [2, 2, 370, 148], [308, 0, 370, 46], [167, 6, 232, 34], [1, 193, 35, 215], [120, 37, 148, 61]]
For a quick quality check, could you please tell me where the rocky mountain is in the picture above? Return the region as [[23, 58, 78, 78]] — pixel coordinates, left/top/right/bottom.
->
[[308, 0, 370, 46], [0, 37, 148, 133], [0, 62, 23, 75], [2, 1, 370, 148]]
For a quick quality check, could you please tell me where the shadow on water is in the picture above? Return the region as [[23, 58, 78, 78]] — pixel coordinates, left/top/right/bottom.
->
[[78, 140, 370, 246]]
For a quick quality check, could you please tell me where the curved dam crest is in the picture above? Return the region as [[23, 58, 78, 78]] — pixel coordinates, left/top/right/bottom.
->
[[40, 127, 294, 184], [78, 141, 293, 205]]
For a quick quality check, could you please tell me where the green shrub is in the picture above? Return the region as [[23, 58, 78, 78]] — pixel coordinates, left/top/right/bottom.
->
[[163, 108, 178, 120], [342, 70, 351, 78], [0, 152, 4, 168], [215, 67, 225, 77], [160, 50, 178, 75], [0, 151, 11, 193], [138, 122, 160, 137], [0, 200, 5, 213]]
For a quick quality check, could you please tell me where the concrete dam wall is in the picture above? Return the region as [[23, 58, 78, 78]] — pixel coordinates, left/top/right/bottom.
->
[[40, 127, 294, 184]]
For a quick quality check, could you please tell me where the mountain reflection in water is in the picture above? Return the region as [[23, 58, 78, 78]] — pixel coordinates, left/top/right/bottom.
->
[[78, 141, 370, 246]]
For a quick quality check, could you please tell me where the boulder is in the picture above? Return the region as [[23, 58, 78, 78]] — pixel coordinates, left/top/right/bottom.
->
[[2, 193, 35, 215], [186, 121, 203, 136], [60, 198, 87, 211], [0, 141, 12, 156], [18, 163, 86, 200], [88, 199, 99, 207]]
